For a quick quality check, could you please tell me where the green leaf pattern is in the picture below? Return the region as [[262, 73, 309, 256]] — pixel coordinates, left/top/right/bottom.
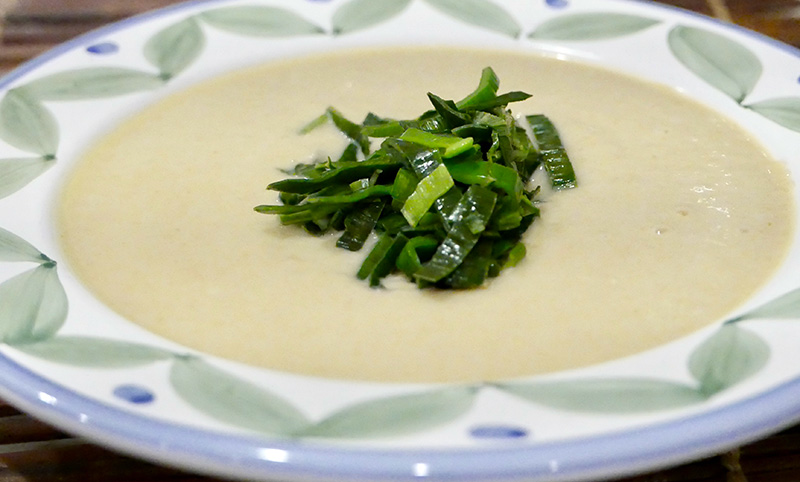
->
[[0, 0, 798, 441], [745, 97, 800, 133], [424, 0, 521, 38], [0, 264, 67, 345], [17, 336, 173, 367], [732, 287, 800, 322], [170, 356, 311, 436], [0, 226, 48, 263], [668, 25, 762, 103], [18, 68, 165, 101], [530, 12, 659, 40], [0, 89, 59, 157], [199, 6, 324, 37], [688, 324, 770, 396], [497, 378, 706, 413], [303, 386, 478, 438], [331, 0, 412, 35], [0, 157, 55, 200], [144, 17, 205, 79]]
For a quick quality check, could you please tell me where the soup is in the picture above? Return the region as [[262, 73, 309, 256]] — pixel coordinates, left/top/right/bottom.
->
[[56, 47, 795, 383]]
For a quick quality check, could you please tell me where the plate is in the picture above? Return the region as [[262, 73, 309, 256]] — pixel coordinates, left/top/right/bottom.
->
[[1, 0, 800, 481]]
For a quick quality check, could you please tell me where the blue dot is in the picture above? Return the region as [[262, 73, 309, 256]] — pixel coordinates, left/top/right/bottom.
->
[[113, 384, 155, 404], [470, 425, 529, 440], [545, 0, 569, 8], [86, 42, 119, 55]]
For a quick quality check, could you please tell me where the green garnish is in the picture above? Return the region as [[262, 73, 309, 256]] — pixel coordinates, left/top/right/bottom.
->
[[401, 163, 455, 228], [255, 67, 577, 289], [527, 114, 577, 190]]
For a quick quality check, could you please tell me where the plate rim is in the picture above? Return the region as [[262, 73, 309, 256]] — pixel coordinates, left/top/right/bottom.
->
[[3, 347, 800, 481], [2, 0, 800, 481]]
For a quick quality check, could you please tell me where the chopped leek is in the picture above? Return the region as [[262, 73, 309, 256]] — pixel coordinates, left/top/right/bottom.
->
[[401, 164, 455, 227], [255, 67, 577, 289], [527, 114, 577, 190]]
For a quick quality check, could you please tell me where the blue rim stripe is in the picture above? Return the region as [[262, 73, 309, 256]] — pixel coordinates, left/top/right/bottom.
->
[[2, 347, 800, 481]]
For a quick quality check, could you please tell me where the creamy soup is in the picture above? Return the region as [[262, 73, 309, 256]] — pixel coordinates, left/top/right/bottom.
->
[[56, 47, 795, 383]]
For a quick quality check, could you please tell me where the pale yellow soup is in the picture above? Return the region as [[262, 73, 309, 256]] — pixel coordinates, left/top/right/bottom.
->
[[57, 47, 795, 383]]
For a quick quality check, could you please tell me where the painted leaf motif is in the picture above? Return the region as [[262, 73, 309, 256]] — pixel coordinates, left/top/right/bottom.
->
[[331, 0, 412, 35], [745, 97, 800, 133], [689, 324, 769, 397], [732, 287, 800, 322], [424, 0, 521, 38], [200, 6, 324, 37], [0, 89, 59, 157], [0, 226, 46, 263], [144, 17, 205, 79], [496, 378, 705, 413], [18, 68, 165, 101], [170, 356, 309, 435], [17, 336, 173, 367], [0, 156, 55, 200], [303, 386, 478, 438], [529, 12, 659, 40], [0, 264, 67, 345], [668, 25, 762, 103]]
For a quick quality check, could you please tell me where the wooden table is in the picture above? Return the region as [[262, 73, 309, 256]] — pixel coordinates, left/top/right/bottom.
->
[[1, 1, 800, 481]]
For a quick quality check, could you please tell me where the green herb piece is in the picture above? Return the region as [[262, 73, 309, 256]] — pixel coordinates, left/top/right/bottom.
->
[[388, 139, 442, 177], [446, 239, 495, 289], [414, 185, 497, 283], [456, 66, 500, 110], [444, 160, 522, 199], [396, 235, 439, 278], [390, 168, 418, 203], [337, 142, 360, 163], [327, 107, 371, 155], [357, 232, 409, 287], [427, 93, 472, 128], [401, 164, 455, 227], [468, 91, 532, 111], [256, 67, 577, 289], [503, 242, 526, 268], [337, 201, 385, 251], [527, 114, 577, 189], [298, 112, 329, 134], [399, 128, 474, 158], [267, 157, 400, 194], [304, 184, 393, 205]]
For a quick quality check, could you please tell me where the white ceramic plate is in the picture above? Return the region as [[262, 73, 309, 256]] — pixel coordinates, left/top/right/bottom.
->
[[1, 0, 800, 481]]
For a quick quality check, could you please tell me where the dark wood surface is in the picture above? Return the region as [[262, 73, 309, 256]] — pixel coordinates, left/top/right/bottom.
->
[[2, 0, 800, 481]]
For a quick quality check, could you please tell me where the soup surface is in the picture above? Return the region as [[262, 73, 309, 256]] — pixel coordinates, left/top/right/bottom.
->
[[57, 47, 795, 383]]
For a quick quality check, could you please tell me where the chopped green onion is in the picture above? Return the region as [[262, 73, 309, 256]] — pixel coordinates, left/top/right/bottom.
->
[[427, 93, 471, 128], [304, 184, 392, 205], [256, 67, 577, 289], [400, 128, 474, 158], [401, 164, 455, 227], [327, 107, 371, 155], [456, 67, 500, 110], [414, 185, 497, 283], [396, 235, 439, 278], [357, 233, 408, 287], [467, 91, 531, 111], [337, 201, 385, 251], [298, 112, 329, 134], [267, 157, 400, 194], [527, 114, 577, 190], [444, 160, 523, 199]]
